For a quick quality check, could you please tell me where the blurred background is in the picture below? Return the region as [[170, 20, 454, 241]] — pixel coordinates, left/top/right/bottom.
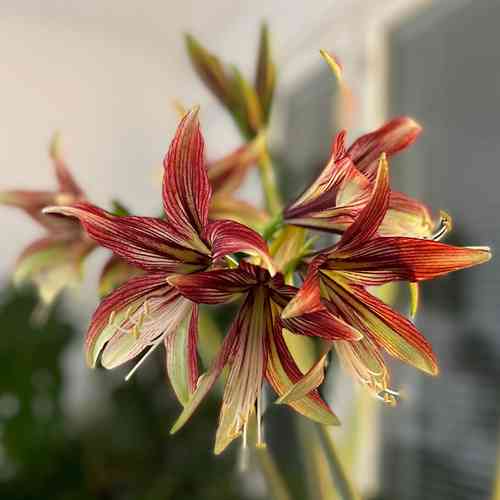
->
[[1, 0, 499, 498]]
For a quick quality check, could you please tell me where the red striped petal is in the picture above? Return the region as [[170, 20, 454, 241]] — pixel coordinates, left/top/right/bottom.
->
[[347, 117, 422, 181], [204, 219, 275, 274], [43, 203, 208, 273], [337, 153, 389, 251], [280, 256, 327, 319], [168, 267, 257, 304], [282, 309, 362, 342], [325, 237, 491, 286], [284, 134, 370, 233], [162, 108, 211, 252]]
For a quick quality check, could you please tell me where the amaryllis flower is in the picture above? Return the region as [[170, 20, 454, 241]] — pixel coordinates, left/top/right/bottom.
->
[[43, 108, 274, 406], [168, 262, 360, 454], [283, 117, 438, 238], [282, 155, 491, 402], [0, 134, 95, 308]]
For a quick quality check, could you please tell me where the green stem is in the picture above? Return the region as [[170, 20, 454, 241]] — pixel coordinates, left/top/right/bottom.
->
[[258, 148, 282, 216], [316, 425, 361, 500], [262, 213, 284, 241], [255, 446, 293, 500]]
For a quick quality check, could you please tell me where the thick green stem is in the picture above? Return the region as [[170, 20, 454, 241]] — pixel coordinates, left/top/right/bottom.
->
[[255, 446, 293, 500], [258, 148, 282, 216], [316, 425, 361, 500]]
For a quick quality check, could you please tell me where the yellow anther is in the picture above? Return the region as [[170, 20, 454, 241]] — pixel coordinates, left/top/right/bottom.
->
[[125, 306, 133, 321], [132, 325, 140, 339]]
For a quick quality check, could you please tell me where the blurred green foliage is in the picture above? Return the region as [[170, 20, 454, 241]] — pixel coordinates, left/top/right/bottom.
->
[[0, 286, 243, 500]]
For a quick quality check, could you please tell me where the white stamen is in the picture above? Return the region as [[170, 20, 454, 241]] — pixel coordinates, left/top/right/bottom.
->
[[124, 334, 165, 381], [256, 390, 265, 448]]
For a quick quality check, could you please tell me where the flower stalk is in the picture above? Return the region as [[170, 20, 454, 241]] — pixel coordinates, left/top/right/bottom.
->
[[258, 146, 282, 216], [316, 425, 361, 500]]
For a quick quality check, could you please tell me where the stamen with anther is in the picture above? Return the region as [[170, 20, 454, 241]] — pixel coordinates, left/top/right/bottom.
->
[[256, 389, 265, 449], [431, 211, 453, 241]]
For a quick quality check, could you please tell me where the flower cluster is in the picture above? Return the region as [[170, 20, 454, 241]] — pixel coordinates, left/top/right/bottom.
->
[[2, 28, 491, 455]]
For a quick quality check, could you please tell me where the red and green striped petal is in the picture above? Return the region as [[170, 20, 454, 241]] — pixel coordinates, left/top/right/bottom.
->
[[162, 108, 211, 253], [43, 203, 208, 273], [276, 343, 332, 405], [266, 322, 339, 426], [347, 117, 422, 181], [214, 289, 269, 454], [170, 306, 240, 435], [323, 278, 438, 376]]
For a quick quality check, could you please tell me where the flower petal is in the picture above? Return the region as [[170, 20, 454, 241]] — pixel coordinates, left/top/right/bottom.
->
[[284, 133, 370, 233], [337, 153, 389, 251], [280, 257, 327, 319], [325, 237, 491, 286], [209, 194, 269, 231], [165, 304, 199, 406], [282, 310, 362, 342], [168, 267, 257, 304], [214, 289, 268, 454], [49, 132, 85, 197], [204, 219, 275, 274], [335, 338, 398, 405], [266, 323, 339, 426], [276, 344, 332, 405], [84, 274, 175, 367], [381, 190, 436, 237], [170, 308, 240, 435], [99, 255, 144, 297], [101, 292, 192, 372], [162, 108, 211, 252], [347, 117, 422, 181], [323, 278, 438, 375], [13, 236, 91, 305], [43, 203, 207, 273], [207, 133, 265, 195]]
